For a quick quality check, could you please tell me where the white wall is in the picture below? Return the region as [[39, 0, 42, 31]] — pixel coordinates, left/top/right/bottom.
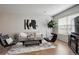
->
[[0, 13, 52, 37]]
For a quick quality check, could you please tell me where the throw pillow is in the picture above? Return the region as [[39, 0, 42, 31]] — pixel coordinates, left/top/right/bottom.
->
[[0, 34, 9, 46], [19, 32, 27, 38], [6, 37, 13, 44]]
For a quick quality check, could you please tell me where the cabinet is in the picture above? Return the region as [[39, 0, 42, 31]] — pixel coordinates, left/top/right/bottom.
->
[[68, 32, 79, 54]]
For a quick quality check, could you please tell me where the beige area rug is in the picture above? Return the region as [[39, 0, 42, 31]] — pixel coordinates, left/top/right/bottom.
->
[[5, 40, 56, 55]]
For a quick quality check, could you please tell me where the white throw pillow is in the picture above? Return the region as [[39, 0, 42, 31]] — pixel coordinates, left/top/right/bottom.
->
[[6, 38, 13, 44], [19, 32, 27, 38]]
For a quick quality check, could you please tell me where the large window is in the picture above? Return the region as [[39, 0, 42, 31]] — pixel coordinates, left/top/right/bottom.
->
[[58, 17, 68, 35], [58, 13, 79, 35]]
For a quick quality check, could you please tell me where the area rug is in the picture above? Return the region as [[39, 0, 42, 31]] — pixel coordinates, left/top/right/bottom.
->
[[5, 40, 56, 55]]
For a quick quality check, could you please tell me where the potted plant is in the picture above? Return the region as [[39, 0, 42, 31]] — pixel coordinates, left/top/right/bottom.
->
[[47, 20, 57, 28], [45, 20, 57, 42]]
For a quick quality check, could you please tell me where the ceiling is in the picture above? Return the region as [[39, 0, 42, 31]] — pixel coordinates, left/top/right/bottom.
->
[[0, 4, 75, 16]]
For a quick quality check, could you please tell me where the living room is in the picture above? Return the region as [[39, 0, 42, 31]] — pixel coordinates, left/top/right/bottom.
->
[[0, 4, 79, 55]]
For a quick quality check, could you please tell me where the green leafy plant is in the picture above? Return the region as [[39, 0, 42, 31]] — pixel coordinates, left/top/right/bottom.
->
[[47, 20, 57, 28]]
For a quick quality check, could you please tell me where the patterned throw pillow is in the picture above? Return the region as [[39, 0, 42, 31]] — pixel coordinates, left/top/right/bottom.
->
[[0, 34, 9, 46]]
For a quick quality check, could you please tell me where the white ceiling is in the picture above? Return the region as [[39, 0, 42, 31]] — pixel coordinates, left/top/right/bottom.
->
[[0, 4, 75, 16]]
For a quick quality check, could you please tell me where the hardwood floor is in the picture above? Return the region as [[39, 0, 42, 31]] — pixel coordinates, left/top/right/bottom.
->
[[18, 40, 74, 55]]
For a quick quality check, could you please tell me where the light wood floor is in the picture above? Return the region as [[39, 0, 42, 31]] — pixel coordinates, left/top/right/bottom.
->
[[18, 40, 74, 55]]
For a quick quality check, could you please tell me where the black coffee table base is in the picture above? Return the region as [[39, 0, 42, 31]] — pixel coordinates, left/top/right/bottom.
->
[[21, 40, 42, 46]]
